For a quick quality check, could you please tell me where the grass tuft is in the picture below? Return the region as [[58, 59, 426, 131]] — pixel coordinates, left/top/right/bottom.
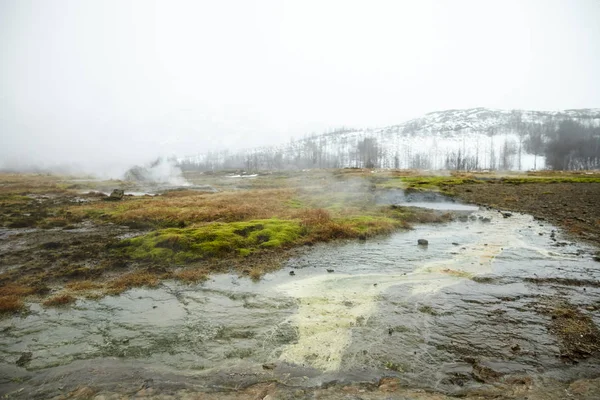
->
[[65, 280, 104, 291], [43, 293, 76, 307], [0, 284, 36, 297], [0, 296, 24, 313], [173, 268, 209, 283], [107, 271, 160, 294]]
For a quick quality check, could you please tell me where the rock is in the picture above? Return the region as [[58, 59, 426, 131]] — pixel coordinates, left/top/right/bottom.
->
[[502, 212, 513, 218], [289, 271, 295, 276], [452, 242, 459, 246], [417, 239, 428, 246], [458, 215, 469, 222], [140, 378, 153, 389], [104, 189, 124, 201], [15, 352, 32, 367], [481, 217, 491, 223], [510, 343, 521, 352], [326, 269, 334, 273], [262, 363, 276, 370]]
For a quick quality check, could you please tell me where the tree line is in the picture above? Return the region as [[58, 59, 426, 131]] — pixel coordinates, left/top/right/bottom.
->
[[178, 116, 600, 172]]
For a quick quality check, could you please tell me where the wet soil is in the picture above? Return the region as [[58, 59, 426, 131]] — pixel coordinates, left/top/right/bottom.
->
[[452, 182, 600, 245], [2, 208, 600, 399]]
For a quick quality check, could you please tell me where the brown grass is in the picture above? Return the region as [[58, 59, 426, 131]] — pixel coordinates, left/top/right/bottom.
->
[[173, 268, 209, 283], [65, 280, 104, 291], [0, 284, 36, 297], [0, 295, 24, 313], [43, 293, 76, 307], [0, 173, 69, 195], [108, 271, 160, 294], [72, 188, 297, 227], [295, 208, 359, 242], [248, 267, 263, 281]]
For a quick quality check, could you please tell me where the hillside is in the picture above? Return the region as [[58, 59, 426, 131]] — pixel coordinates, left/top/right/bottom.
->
[[179, 108, 600, 171]]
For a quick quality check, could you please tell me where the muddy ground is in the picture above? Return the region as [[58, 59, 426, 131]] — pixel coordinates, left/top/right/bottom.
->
[[451, 182, 600, 247]]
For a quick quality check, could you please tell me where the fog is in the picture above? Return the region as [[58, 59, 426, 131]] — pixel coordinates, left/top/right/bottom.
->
[[1, 0, 599, 176]]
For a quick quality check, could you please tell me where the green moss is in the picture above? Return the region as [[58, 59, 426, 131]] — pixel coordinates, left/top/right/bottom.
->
[[117, 219, 302, 263], [238, 248, 251, 257]]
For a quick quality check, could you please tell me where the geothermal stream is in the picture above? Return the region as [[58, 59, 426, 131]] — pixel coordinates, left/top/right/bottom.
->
[[1, 206, 600, 398]]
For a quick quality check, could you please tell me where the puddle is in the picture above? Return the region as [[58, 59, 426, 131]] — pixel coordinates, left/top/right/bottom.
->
[[395, 201, 479, 211], [377, 188, 478, 211], [1, 210, 600, 397]]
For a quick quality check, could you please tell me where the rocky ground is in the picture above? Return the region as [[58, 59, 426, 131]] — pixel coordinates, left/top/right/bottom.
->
[[451, 182, 600, 248], [39, 375, 600, 400]]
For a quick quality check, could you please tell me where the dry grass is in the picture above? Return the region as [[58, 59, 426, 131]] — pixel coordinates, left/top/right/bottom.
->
[[0, 295, 24, 313], [0, 173, 69, 195], [0, 284, 36, 297], [296, 209, 356, 242], [43, 293, 76, 307], [65, 280, 104, 291], [107, 271, 160, 294], [248, 267, 263, 281], [72, 188, 297, 227], [173, 268, 209, 283]]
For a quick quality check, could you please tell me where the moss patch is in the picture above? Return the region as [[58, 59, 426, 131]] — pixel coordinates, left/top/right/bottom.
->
[[116, 219, 303, 263]]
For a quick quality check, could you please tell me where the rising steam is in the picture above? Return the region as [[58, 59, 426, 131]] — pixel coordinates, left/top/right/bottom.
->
[[123, 158, 190, 186]]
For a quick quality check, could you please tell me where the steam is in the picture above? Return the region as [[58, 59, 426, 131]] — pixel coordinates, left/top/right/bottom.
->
[[123, 158, 190, 186]]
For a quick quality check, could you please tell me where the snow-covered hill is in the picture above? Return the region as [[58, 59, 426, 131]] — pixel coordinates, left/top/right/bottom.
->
[[180, 108, 600, 171]]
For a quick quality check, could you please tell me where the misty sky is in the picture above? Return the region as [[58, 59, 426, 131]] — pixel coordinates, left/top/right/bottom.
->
[[1, 0, 599, 174]]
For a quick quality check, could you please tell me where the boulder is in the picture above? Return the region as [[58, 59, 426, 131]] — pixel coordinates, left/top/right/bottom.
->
[[104, 189, 125, 201], [417, 239, 428, 246]]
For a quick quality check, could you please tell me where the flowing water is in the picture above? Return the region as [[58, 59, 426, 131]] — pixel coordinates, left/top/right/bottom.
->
[[1, 209, 600, 398]]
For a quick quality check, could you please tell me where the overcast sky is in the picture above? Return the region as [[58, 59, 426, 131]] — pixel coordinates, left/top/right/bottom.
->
[[1, 0, 599, 174]]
